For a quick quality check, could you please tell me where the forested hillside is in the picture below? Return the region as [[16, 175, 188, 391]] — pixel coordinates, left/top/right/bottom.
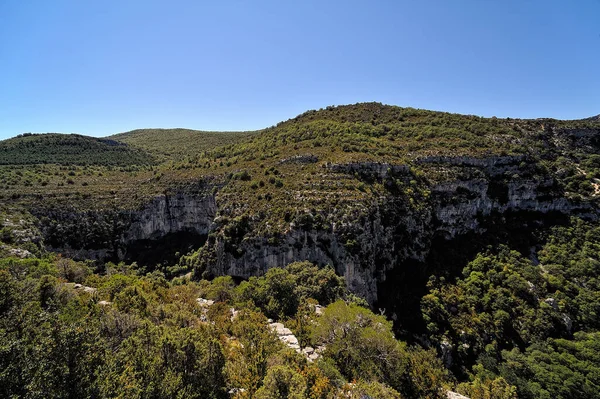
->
[[110, 128, 258, 161], [0, 133, 155, 166], [1, 103, 600, 398]]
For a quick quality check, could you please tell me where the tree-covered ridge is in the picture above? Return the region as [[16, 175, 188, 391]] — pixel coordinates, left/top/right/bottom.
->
[[2, 103, 600, 398], [1, 103, 600, 212], [0, 133, 156, 166], [110, 128, 258, 161]]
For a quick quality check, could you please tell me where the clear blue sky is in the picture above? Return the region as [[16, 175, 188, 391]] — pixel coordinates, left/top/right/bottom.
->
[[1, 0, 599, 139]]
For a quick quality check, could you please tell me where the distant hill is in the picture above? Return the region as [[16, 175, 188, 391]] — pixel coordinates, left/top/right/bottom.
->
[[0, 133, 155, 166], [109, 128, 258, 161]]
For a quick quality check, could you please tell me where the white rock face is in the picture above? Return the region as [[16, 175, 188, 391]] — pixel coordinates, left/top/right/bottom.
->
[[447, 391, 470, 399], [269, 321, 323, 361], [35, 155, 599, 307], [206, 156, 595, 304], [196, 298, 215, 307], [71, 283, 97, 294], [125, 193, 216, 242]]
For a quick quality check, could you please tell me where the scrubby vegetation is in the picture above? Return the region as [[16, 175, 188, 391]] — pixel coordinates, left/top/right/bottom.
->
[[110, 128, 258, 162], [422, 219, 600, 398], [4, 214, 600, 398], [0, 259, 451, 398], [2, 103, 599, 213], [2, 103, 600, 398], [0, 133, 155, 166]]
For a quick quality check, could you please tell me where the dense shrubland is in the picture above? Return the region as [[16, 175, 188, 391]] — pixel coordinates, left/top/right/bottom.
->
[[422, 219, 600, 398], [0, 133, 155, 166], [3, 218, 600, 398], [0, 257, 451, 398], [2, 103, 600, 398]]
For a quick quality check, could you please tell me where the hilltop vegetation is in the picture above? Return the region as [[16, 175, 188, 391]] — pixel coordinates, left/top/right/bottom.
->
[[2, 103, 599, 210], [1, 103, 600, 398], [0, 133, 155, 166], [110, 128, 258, 161]]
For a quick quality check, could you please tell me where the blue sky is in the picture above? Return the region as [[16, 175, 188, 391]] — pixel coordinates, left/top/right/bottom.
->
[[0, 0, 599, 139]]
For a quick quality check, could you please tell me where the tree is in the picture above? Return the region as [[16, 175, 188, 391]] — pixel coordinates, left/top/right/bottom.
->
[[255, 366, 306, 399], [312, 301, 408, 391]]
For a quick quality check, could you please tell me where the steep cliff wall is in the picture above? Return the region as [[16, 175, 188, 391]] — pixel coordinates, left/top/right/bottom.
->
[[205, 196, 430, 305], [32, 156, 598, 310], [36, 192, 216, 265], [124, 192, 216, 242], [203, 156, 597, 307]]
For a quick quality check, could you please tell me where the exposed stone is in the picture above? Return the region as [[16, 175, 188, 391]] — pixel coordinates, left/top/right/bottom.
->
[[269, 321, 322, 361], [125, 193, 216, 243], [207, 156, 597, 306], [562, 313, 573, 333], [325, 162, 410, 180], [303, 346, 315, 355], [197, 298, 215, 307], [32, 155, 599, 310], [440, 340, 453, 368], [1, 246, 33, 258], [544, 297, 558, 310], [447, 391, 470, 399], [71, 283, 97, 294]]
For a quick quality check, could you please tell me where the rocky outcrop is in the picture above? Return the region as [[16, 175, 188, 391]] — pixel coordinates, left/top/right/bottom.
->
[[447, 391, 470, 399], [207, 195, 430, 305], [325, 162, 410, 180], [32, 156, 599, 312], [279, 154, 318, 164], [123, 193, 216, 242], [36, 192, 216, 264], [428, 156, 595, 238], [416, 154, 527, 170], [269, 321, 324, 362], [206, 155, 597, 307]]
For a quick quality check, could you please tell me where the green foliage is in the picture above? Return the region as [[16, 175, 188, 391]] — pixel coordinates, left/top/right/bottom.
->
[[110, 128, 257, 161], [1, 103, 600, 398], [0, 133, 155, 166], [422, 219, 600, 398], [498, 333, 600, 399], [346, 380, 404, 398], [406, 347, 450, 399], [235, 261, 348, 319], [254, 365, 307, 399], [98, 323, 226, 399], [422, 246, 563, 367], [456, 376, 518, 399], [313, 301, 406, 391], [225, 310, 281, 395]]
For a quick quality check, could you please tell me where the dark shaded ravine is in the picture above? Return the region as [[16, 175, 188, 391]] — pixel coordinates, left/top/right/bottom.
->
[[376, 210, 573, 338]]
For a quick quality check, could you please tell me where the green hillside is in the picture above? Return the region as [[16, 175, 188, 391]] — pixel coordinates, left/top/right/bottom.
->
[[2, 103, 600, 209], [110, 128, 258, 161], [2, 103, 600, 398], [0, 133, 155, 166]]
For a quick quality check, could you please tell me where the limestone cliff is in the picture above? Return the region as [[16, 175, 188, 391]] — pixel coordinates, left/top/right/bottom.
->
[[32, 155, 598, 311], [203, 156, 597, 306]]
